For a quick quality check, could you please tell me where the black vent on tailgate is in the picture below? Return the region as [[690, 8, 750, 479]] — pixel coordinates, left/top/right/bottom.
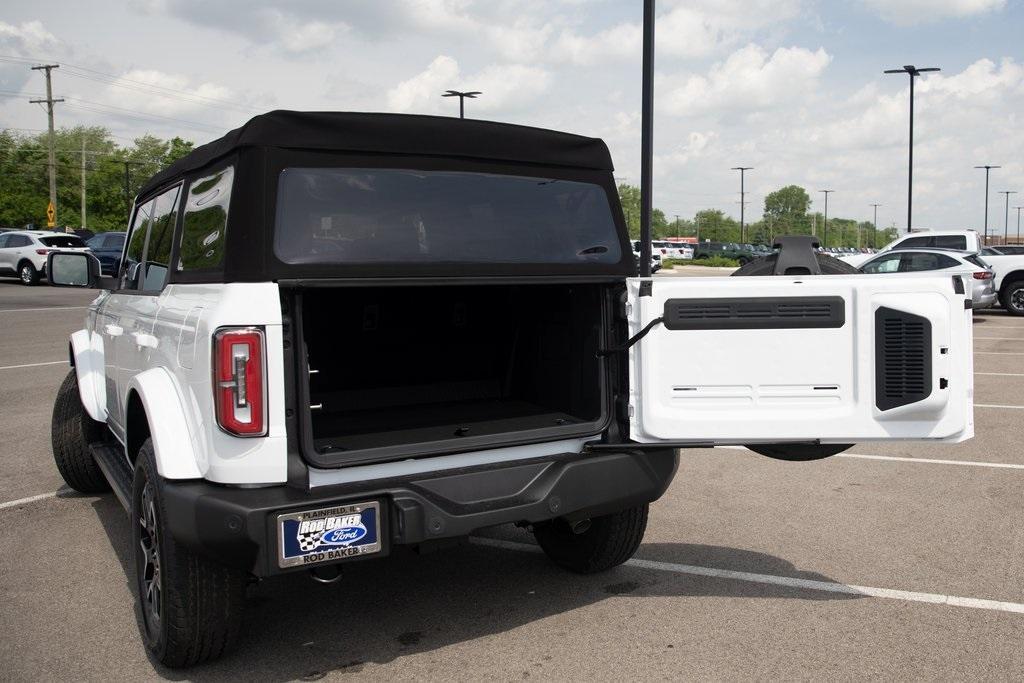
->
[[875, 307, 932, 411], [662, 296, 845, 330]]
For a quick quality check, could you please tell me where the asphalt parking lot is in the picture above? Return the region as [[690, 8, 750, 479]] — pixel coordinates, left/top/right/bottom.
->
[[2, 277, 1023, 680]]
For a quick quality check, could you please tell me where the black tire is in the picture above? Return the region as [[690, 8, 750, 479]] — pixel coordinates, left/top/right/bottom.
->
[[745, 443, 853, 461], [132, 439, 246, 668], [1001, 280, 1024, 317], [731, 252, 859, 276], [534, 504, 648, 574], [18, 260, 40, 286], [51, 370, 110, 493]]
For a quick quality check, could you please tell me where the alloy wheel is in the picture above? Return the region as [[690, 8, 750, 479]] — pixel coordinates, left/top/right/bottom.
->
[[20, 265, 32, 284], [138, 479, 162, 636], [1011, 287, 1024, 313]]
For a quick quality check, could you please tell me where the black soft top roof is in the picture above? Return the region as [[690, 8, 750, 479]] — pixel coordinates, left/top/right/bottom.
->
[[140, 110, 614, 196]]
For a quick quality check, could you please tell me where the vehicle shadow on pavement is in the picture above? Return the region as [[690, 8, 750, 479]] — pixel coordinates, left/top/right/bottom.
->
[[90, 501, 858, 681]]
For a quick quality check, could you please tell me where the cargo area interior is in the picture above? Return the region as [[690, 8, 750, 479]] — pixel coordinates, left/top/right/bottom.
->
[[298, 284, 607, 457]]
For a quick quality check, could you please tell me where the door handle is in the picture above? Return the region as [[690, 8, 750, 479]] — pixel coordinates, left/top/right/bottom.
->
[[133, 332, 158, 349], [104, 324, 123, 337]]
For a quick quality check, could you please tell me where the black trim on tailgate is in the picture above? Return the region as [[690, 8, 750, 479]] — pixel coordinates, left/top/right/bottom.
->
[[662, 296, 845, 330]]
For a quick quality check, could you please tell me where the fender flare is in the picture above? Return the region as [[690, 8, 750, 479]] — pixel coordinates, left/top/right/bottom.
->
[[69, 329, 106, 422], [125, 368, 203, 479]]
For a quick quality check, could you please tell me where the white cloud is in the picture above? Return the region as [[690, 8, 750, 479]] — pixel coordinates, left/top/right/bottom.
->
[[663, 44, 832, 116], [0, 21, 60, 91], [279, 21, 343, 54], [387, 55, 460, 112], [861, 0, 1005, 25], [386, 56, 550, 114]]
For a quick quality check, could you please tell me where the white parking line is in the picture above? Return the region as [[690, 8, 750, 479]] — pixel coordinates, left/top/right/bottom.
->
[[974, 352, 1024, 355], [0, 360, 66, 371], [976, 372, 1024, 377], [974, 337, 1023, 341], [0, 492, 58, 510], [470, 537, 1024, 615], [0, 306, 88, 313], [836, 453, 1024, 470], [976, 403, 1024, 410], [717, 445, 1024, 471]]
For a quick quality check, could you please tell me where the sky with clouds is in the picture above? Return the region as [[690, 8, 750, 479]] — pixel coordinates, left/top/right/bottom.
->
[[1, 0, 1022, 233]]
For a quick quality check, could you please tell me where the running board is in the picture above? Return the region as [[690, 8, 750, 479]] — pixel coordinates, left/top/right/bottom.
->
[[90, 443, 133, 512]]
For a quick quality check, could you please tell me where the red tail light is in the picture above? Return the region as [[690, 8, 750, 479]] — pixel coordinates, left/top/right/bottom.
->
[[214, 328, 266, 436], [973, 271, 993, 280], [35, 248, 51, 255]]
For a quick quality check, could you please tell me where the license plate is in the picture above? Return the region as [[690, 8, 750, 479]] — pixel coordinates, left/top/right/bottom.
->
[[277, 501, 382, 568]]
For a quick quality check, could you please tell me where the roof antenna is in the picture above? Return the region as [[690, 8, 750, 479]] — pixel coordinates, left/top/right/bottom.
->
[[639, 0, 655, 278]]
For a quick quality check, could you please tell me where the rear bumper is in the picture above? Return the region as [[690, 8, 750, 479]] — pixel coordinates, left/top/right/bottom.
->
[[160, 448, 679, 576]]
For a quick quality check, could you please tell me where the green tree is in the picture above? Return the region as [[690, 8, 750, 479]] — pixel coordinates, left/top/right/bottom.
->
[[764, 185, 812, 237]]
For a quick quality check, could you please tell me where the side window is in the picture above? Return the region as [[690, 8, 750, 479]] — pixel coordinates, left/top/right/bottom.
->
[[901, 252, 941, 272], [932, 235, 966, 250], [142, 186, 181, 291], [121, 201, 154, 290], [180, 166, 233, 271], [0, 235, 9, 248], [862, 253, 902, 273]]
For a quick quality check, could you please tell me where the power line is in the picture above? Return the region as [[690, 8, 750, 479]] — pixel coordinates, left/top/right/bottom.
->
[[0, 54, 258, 114]]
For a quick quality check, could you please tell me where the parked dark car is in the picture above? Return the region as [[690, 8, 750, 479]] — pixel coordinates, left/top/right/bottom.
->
[[85, 231, 126, 275], [693, 242, 754, 263]]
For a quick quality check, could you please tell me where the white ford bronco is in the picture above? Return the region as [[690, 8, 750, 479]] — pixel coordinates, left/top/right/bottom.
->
[[46, 111, 974, 667]]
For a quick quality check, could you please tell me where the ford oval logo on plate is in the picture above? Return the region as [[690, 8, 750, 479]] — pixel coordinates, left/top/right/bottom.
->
[[320, 525, 367, 546]]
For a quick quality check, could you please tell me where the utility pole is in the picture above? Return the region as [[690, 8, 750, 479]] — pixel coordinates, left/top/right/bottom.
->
[[870, 203, 881, 249], [731, 167, 752, 243], [975, 165, 1000, 244], [1014, 206, 1023, 245], [674, 214, 680, 238], [819, 189, 833, 247], [29, 64, 64, 227], [80, 137, 87, 231], [441, 90, 481, 119], [999, 191, 1016, 245], [121, 160, 145, 219], [884, 65, 939, 233]]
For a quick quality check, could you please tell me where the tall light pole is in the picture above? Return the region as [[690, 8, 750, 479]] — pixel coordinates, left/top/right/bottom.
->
[[441, 90, 481, 119], [732, 167, 752, 243], [999, 191, 1016, 244], [884, 65, 939, 233], [674, 214, 680, 238], [1014, 206, 1023, 245], [819, 189, 834, 247], [870, 203, 882, 249], [975, 165, 1000, 243], [638, 0, 655, 277]]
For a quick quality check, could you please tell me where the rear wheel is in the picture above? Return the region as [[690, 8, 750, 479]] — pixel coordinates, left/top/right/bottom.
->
[[132, 439, 246, 668], [731, 246, 856, 460], [51, 370, 110, 493], [534, 504, 648, 574], [19, 261, 39, 286], [1001, 280, 1024, 316]]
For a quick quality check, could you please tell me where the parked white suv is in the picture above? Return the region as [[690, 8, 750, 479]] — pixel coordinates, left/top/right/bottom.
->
[[0, 230, 90, 285], [45, 112, 975, 667]]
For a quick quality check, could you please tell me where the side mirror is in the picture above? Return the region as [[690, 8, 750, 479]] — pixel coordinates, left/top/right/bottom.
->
[[47, 251, 109, 289]]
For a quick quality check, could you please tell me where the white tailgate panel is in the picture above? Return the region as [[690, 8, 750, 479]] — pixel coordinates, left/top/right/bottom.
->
[[628, 275, 973, 444]]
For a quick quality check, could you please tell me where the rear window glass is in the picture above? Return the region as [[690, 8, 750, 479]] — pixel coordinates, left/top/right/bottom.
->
[[895, 236, 930, 249], [179, 166, 233, 271], [965, 254, 988, 268], [273, 168, 622, 265], [931, 235, 966, 250], [40, 235, 85, 248]]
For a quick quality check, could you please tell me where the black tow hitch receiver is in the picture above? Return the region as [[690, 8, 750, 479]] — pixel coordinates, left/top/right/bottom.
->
[[772, 235, 822, 275]]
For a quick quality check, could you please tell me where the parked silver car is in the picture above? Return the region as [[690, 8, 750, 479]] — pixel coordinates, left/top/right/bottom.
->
[[858, 248, 996, 308]]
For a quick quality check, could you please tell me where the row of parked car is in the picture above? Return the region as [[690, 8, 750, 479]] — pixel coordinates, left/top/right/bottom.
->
[[0, 229, 125, 285]]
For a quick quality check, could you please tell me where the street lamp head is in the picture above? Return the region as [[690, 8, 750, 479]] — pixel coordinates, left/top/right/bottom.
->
[[731, 166, 753, 171], [884, 65, 940, 76], [443, 90, 481, 98], [975, 165, 1001, 170]]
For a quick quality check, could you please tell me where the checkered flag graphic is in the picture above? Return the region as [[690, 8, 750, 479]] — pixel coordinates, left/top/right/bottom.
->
[[297, 528, 322, 552]]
